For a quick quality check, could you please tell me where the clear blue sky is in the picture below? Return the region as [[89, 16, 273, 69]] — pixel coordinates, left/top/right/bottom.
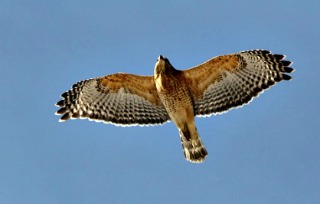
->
[[1, 1, 319, 203]]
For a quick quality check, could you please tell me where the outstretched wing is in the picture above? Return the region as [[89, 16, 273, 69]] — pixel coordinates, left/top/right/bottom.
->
[[183, 50, 294, 116], [56, 73, 170, 126]]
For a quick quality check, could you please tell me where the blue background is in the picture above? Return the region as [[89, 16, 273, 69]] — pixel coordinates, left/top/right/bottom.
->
[[1, 0, 319, 203]]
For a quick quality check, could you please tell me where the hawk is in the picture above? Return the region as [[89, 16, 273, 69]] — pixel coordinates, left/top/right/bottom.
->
[[56, 50, 294, 163]]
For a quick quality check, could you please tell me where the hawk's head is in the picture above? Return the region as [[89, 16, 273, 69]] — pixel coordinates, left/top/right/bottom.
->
[[154, 55, 175, 75]]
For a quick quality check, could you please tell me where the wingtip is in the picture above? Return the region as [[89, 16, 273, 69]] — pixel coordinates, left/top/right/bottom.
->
[[56, 107, 67, 115], [281, 60, 293, 67], [55, 100, 65, 107], [284, 67, 295, 73], [282, 74, 292, 80]]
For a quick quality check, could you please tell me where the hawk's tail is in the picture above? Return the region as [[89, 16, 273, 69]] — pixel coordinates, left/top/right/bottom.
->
[[179, 130, 208, 163]]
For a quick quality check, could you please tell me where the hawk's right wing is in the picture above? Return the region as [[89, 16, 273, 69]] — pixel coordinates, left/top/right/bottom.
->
[[56, 73, 170, 126], [183, 50, 294, 117]]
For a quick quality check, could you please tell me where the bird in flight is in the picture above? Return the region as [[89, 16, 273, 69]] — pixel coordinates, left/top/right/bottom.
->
[[56, 50, 294, 163]]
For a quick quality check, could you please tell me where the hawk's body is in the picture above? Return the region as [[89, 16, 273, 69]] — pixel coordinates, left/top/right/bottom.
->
[[56, 50, 294, 163], [154, 56, 207, 162]]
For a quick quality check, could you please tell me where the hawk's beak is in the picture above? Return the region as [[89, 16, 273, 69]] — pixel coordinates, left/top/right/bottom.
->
[[158, 55, 168, 62]]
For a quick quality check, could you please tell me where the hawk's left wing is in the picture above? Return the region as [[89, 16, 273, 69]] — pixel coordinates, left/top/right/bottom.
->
[[183, 50, 294, 116], [56, 73, 170, 126]]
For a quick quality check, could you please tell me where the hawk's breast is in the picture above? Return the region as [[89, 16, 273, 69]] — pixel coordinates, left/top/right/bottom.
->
[[154, 72, 193, 115]]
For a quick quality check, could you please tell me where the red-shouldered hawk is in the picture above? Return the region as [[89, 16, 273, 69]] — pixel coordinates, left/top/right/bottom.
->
[[56, 50, 294, 163]]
